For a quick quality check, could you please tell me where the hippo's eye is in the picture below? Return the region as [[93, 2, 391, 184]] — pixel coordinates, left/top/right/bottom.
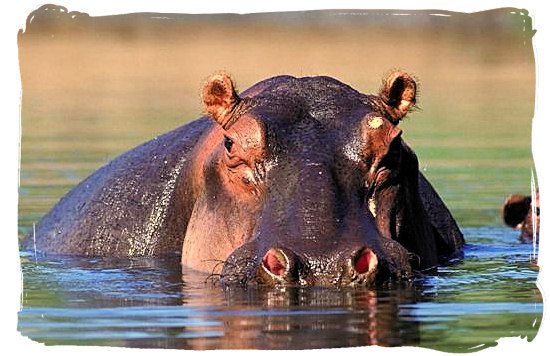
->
[[224, 136, 234, 153]]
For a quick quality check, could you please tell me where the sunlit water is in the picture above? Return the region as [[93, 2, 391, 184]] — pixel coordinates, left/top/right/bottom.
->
[[17, 7, 540, 351]]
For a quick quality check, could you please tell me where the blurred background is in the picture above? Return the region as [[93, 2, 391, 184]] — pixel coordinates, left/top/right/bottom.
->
[[18, 5, 535, 237]]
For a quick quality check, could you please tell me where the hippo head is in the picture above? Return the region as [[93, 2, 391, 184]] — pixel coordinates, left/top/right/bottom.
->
[[503, 191, 540, 242], [182, 71, 430, 287]]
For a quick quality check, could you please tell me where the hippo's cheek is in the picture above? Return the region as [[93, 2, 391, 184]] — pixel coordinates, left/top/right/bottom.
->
[[181, 197, 257, 274]]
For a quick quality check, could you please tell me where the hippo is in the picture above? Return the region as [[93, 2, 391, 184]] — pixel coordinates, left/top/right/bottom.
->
[[24, 70, 464, 287], [503, 191, 540, 242]]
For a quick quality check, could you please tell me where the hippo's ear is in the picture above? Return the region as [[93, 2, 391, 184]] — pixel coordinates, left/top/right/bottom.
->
[[202, 72, 241, 129], [503, 194, 531, 228], [379, 70, 417, 123]]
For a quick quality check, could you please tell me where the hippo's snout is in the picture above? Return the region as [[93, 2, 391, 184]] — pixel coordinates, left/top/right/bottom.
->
[[223, 245, 380, 287]]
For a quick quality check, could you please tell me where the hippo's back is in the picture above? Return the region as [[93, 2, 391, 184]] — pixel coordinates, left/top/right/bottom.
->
[[27, 118, 212, 257]]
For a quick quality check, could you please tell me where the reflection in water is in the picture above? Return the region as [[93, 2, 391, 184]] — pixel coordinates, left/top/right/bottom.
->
[[204, 285, 420, 349]]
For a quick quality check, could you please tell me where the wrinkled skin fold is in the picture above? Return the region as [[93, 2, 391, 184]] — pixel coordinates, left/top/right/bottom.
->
[[25, 71, 465, 287]]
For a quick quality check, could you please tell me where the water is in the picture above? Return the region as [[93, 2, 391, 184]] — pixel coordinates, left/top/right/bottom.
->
[[18, 229, 541, 350], [17, 7, 541, 351]]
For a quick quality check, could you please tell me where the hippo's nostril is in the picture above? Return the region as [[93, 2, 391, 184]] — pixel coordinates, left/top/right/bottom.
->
[[353, 247, 378, 275], [262, 248, 289, 277]]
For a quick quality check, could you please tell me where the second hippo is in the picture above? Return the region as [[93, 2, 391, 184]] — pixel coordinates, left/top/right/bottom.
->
[[503, 191, 540, 242]]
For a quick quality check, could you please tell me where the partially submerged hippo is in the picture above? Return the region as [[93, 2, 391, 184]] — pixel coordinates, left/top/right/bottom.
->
[[503, 191, 539, 242], [25, 71, 464, 286]]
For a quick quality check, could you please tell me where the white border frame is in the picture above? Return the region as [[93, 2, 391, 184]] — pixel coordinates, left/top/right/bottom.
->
[[3, 1, 548, 355]]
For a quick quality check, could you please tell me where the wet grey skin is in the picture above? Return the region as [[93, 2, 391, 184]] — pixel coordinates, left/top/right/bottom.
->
[[25, 73, 464, 288]]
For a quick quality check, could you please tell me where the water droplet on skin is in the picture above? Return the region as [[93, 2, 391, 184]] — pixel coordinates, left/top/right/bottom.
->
[[368, 117, 383, 129]]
